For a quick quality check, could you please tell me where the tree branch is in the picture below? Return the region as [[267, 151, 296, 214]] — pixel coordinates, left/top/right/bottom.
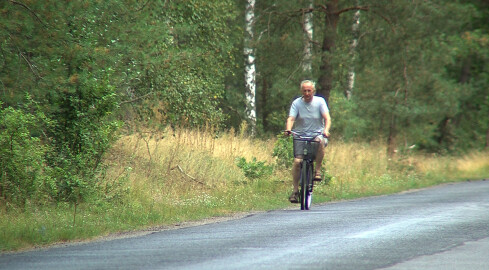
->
[[8, 0, 48, 27], [7, 33, 42, 79], [371, 10, 395, 32], [302, 4, 395, 32], [335, 6, 370, 16], [19, 51, 41, 79], [171, 165, 206, 186], [119, 91, 154, 105]]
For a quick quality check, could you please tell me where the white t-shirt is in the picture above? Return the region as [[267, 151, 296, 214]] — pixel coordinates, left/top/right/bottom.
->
[[289, 96, 329, 137]]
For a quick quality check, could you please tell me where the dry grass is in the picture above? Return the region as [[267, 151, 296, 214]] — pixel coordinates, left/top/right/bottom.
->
[[412, 151, 489, 181], [2, 126, 488, 252], [325, 140, 388, 180], [317, 140, 399, 198], [105, 127, 488, 205], [455, 152, 489, 175], [103, 124, 278, 210]]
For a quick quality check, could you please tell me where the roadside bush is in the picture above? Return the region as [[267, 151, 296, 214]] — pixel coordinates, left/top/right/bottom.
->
[[0, 105, 47, 207], [236, 157, 273, 180], [47, 76, 122, 204], [272, 135, 294, 168], [0, 76, 123, 209]]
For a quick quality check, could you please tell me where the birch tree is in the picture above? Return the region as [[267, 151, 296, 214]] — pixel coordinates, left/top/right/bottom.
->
[[302, 0, 314, 76], [244, 0, 257, 135], [345, 9, 361, 100]]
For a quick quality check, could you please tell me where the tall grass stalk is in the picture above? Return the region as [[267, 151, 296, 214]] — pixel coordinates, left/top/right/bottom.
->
[[1, 127, 488, 252]]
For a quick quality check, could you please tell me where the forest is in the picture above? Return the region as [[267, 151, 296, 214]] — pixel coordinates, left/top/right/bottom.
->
[[1, 0, 489, 210]]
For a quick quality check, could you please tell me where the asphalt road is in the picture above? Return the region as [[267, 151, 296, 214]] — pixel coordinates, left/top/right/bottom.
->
[[1, 180, 489, 270]]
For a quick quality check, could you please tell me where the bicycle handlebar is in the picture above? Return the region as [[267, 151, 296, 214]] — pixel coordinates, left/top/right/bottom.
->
[[284, 130, 326, 140]]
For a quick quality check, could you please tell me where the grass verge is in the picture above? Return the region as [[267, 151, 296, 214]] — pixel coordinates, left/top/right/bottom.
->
[[1, 128, 489, 252]]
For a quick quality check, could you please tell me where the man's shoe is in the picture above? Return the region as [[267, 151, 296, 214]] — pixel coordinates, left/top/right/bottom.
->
[[313, 172, 322, 181], [289, 191, 299, 203]]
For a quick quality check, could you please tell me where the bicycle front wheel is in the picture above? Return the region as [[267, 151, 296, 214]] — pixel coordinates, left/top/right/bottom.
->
[[305, 162, 313, 210], [300, 162, 313, 210]]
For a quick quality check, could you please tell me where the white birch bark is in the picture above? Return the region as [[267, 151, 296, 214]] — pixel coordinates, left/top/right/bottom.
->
[[244, 0, 256, 136], [345, 9, 361, 100], [302, 1, 314, 74]]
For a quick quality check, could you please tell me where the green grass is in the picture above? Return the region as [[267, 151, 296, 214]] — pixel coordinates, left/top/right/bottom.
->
[[1, 128, 489, 252]]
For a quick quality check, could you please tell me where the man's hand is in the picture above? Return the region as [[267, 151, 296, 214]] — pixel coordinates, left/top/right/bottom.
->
[[323, 130, 330, 138], [284, 130, 292, 136]]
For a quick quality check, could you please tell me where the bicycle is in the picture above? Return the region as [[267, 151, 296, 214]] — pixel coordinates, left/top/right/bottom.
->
[[289, 131, 322, 210]]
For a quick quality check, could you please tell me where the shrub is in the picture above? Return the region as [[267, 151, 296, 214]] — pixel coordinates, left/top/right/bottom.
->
[[272, 135, 294, 168], [236, 157, 273, 179], [0, 106, 46, 207], [47, 76, 122, 204]]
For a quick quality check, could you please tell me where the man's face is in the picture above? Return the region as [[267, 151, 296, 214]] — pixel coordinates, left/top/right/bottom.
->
[[301, 83, 315, 103]]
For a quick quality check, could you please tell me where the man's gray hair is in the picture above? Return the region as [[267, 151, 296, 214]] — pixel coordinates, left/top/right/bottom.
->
[[300, 80, 316, 89]]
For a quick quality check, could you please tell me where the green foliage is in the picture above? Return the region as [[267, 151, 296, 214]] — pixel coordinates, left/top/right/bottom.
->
[[0, 104, 48, 207], [235, 157, 273, 180], [272, 135, 294, 169], [47, 76, 122, 203], [0, 75, 121, 208], [334, 0, 489, 153], [1, 0, 240, 129], [252, 1, 309, 132], [111, 0, 241, 128]]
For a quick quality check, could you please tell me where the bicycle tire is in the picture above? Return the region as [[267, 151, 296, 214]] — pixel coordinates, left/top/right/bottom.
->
[[305, 162, 313, 210], [300, 162, 307, 210], [300, 161, 313, 210]]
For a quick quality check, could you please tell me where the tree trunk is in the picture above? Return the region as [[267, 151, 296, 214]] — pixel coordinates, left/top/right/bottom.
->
[[459, 57, 471, 84], [317, 0, 339, 104], [436, 57, 470, 148], [387, 113, 397, 157], [302, 0, 314, 76], [486, 117, 489, 150], [261, 78, 269, 131], [244, 0, 257, 136], [345, 9, 361, 100]]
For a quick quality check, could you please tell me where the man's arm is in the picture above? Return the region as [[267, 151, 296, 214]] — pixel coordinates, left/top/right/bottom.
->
[[285, 116, 295, 135], [322, 111, 331, 137]]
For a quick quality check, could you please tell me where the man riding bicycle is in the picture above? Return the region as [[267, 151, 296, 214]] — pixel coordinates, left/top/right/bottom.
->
[[284, 80, 331, 203]]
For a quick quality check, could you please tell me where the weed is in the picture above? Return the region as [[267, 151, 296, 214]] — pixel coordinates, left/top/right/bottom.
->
[[236, 157, 273, 179]]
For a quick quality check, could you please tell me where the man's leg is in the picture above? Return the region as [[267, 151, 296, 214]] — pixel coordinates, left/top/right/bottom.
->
[[314, 138, 326, 179], [292, 158, 302, 192], [289, 158, 302, 202]]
